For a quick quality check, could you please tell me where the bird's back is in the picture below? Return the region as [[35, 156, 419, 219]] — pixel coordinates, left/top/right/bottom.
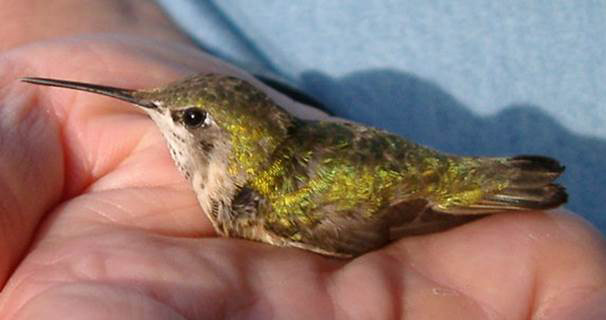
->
[[246, 120, 451, 255], [241, 120, 566, 256]]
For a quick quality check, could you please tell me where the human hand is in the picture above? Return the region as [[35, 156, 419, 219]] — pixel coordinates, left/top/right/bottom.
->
[[1, 4, 605, 320]]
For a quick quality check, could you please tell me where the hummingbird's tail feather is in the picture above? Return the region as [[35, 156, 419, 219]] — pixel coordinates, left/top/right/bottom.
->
[[433, 155, 567, 215], [473, 183, 567, 211], [506, 155, 565, 187], [480, 155, 567, 211]]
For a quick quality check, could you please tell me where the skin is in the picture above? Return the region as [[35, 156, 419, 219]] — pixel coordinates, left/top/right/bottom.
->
[[0, 1, 605, 319]]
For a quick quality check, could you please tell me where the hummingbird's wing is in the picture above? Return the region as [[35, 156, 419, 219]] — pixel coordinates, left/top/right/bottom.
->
[[245, 120, 566, 257], [243, 120, 467, 256]]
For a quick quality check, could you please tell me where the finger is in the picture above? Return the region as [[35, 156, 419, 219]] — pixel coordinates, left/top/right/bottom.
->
[[0, 226, 497, 319], [0, 64, 64, 286], [0, 226, 334, 319], [384, 210, 606, 318], [4, 209, 605, 319]]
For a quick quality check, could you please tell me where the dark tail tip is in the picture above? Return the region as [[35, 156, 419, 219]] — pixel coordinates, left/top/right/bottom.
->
[[478, 183, 568, 212], [512, 183, 568, 209], [495, 155, 568, 210], [510, 155, 565, 174], [547, 183, 568, 207]]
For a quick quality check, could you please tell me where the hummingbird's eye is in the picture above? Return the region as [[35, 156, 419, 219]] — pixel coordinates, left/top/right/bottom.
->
[[181, 108, 207, 128]]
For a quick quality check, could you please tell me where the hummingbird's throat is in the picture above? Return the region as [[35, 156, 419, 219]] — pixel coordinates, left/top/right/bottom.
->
[[147, 111, 196, 179]]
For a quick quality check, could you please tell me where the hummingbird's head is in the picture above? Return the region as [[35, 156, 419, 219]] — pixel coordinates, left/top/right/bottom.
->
[[134, 74, 295, 183], [22, 75, 294, 185]]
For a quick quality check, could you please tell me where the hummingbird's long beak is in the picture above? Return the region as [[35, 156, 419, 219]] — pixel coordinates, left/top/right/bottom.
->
[[21, 77, 157, 109]]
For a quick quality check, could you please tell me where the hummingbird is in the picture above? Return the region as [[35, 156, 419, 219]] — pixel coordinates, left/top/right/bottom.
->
[[22, 75, 567, 258]]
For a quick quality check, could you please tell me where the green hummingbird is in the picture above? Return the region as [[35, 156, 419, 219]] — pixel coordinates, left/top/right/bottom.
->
[[22, 75, 567, 258]]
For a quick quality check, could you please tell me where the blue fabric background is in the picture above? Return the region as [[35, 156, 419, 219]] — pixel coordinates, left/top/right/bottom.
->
[[156, 0, 606, 234]]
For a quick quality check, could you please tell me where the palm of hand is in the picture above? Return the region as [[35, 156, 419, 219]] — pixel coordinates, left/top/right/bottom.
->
[[0, 37, 604, 320]]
